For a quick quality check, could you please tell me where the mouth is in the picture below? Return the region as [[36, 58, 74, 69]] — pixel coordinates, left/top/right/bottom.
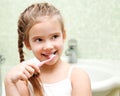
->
[[41, 51, 57, 59]]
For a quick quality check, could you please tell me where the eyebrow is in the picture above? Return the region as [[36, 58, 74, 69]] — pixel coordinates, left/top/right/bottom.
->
[[31, 35, 43, 40], [51, 31, 62, 35]]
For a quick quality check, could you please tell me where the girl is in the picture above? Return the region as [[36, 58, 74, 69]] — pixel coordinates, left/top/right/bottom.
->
[[4, 2, 92, 96]]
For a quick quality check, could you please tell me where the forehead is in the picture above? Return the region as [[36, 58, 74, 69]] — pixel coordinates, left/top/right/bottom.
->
[[29, 16, 62, 35], [35, 15, 60, 23], [35, 17, 60, 28]]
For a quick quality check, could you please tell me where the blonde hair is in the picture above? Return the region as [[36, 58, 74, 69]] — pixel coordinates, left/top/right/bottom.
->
[[17, 2, 64, 96]]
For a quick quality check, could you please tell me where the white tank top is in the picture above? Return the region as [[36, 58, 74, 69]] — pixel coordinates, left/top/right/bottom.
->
[[28, 66, 73, 96]]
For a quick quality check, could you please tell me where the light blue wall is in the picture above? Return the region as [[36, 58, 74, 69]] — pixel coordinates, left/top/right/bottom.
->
[[0, 0, 120, 66]]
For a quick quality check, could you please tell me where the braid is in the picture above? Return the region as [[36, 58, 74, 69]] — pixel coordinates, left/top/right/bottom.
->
[[17, 7, 32, 62], [18, 29, 24, 62], [17, 30, 23, 62], [17, 13, 26, 62], [29, 75, 44, 96]]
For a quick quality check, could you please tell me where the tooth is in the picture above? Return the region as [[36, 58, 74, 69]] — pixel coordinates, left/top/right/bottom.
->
[[50, 54, 55, 59]]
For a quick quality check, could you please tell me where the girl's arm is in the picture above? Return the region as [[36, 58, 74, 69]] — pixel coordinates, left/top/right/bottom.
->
[[4, 79, 21, 96], [71, 67, 92, 96], [4, 79, 29, 96], [4, 63, 40, 96]]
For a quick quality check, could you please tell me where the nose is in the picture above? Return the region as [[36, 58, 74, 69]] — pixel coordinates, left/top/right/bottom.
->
[[42, 41, 54, 51]]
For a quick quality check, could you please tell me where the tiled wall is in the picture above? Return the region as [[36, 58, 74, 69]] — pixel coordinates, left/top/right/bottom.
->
[[0, 0, 120, 66]]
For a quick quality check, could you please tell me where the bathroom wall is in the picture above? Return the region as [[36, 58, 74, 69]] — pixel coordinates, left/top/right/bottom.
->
[[0, 0, 120, 66]]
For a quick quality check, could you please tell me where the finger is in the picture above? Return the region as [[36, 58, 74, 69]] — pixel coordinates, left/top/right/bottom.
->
[[23, 70, 32, 78], [18, 72, 28, 81], [22, 62, 40, 74], [17, 64, 33, 79], [28, 64, 40, 74], [24, 66, 35, 76]]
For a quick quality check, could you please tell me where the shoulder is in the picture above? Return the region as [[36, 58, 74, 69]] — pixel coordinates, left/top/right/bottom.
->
[[70, 66, 92, 96], [71, 66, 90, 83]]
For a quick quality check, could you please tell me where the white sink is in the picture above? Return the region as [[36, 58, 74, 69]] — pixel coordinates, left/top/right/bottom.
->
[[68, 59, 120, 96], [78, 65, 112, 82]]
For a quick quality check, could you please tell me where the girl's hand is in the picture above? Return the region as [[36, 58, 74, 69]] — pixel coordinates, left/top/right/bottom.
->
[[5, 55, 55, 84], [5, 62, 40, 84]]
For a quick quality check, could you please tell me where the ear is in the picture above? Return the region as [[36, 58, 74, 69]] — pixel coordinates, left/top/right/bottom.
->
[[63, 30, 66, 40], [24, 40, 31, 50]]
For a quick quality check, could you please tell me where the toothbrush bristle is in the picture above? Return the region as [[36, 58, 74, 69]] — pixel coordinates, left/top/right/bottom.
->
[[50, 54, 55, 59]]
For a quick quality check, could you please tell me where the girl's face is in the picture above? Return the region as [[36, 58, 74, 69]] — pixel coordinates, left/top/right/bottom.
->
[[25, 17, 66, 65]]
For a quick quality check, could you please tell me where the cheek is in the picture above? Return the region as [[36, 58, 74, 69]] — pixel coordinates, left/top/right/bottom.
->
[[30, 44, 42, 53], [55, 40, 64, 51]]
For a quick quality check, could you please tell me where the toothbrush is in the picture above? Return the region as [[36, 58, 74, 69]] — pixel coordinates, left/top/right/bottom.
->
[[36, 54, 55, 67], [22, 54, 55, 67]]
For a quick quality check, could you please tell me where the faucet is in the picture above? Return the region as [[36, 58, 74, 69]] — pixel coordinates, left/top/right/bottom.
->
[[0, 55, 5, 96], [65, 39, 78, 63]]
